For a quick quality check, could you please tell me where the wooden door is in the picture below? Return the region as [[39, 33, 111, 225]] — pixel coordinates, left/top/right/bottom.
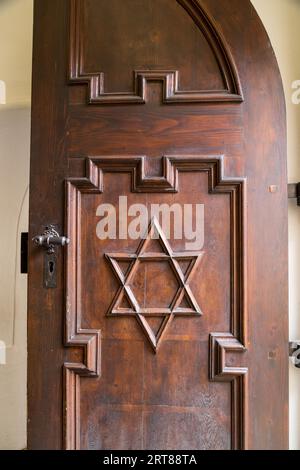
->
[[28, 0, 288, 450]]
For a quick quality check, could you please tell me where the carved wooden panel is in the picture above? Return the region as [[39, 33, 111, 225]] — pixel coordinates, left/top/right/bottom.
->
[[29, 0, 288, 452], [69, 0, 243, 104], [106, 217, 204, 352], [64, 155, 247, 450]]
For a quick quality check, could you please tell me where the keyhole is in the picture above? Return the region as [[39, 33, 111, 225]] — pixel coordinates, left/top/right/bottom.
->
[[44, 255, 57, 288], [49, 261, 54, 274]]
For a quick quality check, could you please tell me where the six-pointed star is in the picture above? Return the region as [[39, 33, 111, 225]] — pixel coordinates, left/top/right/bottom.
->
[[105, 218, 204, 352]]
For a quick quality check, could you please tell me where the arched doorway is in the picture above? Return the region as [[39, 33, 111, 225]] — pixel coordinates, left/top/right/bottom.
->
[[28, 0, 288, 450]]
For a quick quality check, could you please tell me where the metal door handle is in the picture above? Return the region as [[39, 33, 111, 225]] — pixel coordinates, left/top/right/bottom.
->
[[32, 225, 70, 254]]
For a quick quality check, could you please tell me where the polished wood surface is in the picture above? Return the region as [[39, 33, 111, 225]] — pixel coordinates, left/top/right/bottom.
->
[[28, 0, 288, 450]]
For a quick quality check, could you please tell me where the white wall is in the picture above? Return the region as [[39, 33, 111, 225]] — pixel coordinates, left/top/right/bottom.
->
[[0, 0, 33, 451], [0, 0, 299, 450], [0, 0, 33, 108], [251, 0, 300, 451]]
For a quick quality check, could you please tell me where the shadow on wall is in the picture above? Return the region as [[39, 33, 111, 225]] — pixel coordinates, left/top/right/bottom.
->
[[0, 108, 30, 450]]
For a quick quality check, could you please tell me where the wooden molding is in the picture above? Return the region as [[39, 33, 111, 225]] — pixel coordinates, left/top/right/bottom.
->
[[105, 217, 204, 353], [209, 333, 248, 450], [210, 333, 248, 381], [64, 174, 102, 450], [64, 155, 247, 449], [69, 0, 243, 104]]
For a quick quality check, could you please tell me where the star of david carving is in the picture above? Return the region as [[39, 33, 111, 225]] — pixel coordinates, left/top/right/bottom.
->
[[105, 218, 204, 352]]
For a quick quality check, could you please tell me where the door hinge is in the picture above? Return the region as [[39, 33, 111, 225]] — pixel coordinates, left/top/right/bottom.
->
[[289, 341, 300, 368], [288, 183, 300, 205]]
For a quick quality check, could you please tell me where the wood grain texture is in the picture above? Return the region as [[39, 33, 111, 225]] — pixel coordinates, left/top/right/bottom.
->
[[69, 0, 243, 104], [105, 217, 204, 351], [64, 155, 246, 448], [29, 0, 288, 450]]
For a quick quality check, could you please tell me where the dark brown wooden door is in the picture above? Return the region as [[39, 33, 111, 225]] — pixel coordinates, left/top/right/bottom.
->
[[28, 0, 288, 450]]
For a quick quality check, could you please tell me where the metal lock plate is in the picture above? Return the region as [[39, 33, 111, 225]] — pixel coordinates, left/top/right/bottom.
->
[[32, 225, 70, 289], [44, 252, 57, 289]]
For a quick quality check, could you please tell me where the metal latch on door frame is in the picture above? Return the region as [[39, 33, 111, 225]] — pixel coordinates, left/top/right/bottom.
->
[[288, 183, 300, 205], [289, 341, 300, 368]]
